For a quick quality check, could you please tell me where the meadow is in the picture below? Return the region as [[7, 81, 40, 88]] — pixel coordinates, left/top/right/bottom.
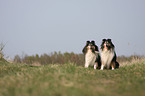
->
[[0, 58, 145, 96]]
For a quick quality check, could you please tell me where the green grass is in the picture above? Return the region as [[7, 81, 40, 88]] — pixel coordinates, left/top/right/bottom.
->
[[0, 60, 145, 96]]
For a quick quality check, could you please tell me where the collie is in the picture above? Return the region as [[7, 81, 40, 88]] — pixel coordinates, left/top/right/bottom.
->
[[82, 41, 101, 69], [100, 39, 119, 70]]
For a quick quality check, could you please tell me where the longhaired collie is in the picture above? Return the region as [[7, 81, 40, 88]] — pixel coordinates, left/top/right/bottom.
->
[[82, 41, 101, 69], [100, 39, 119, 70]]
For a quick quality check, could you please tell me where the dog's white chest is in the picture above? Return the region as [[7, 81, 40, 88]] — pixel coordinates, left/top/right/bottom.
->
[[101, 49, 114, 66], [85, 50, 96, 66]]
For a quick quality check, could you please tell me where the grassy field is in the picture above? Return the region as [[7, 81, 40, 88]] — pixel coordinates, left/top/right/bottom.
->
[[0, 59, 145, 96]]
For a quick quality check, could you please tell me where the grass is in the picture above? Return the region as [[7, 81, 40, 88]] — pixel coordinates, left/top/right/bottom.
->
[[0, 59, 145, 96]]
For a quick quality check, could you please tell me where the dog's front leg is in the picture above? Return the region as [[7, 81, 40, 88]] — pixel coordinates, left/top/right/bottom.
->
[[111, 61, 115, 70], [100, 62, 104, 70], [94, 62, 98, 69], [85, 61, 89, 68], [85, 63, 89, 68]]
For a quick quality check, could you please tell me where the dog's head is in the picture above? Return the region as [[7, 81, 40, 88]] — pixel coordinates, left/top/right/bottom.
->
[[83, 40, 97, 54], [101, 39, 114, 50], [86, 41, 96, 51]]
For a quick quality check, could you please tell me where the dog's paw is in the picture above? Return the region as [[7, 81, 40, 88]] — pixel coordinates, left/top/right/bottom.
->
[[94, 65, 96, 69], [85, 65, 89, 68]]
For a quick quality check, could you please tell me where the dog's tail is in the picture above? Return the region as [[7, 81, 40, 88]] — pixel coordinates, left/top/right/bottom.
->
[[115, 61, 119, 69]]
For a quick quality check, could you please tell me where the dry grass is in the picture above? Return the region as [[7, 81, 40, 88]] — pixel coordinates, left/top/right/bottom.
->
[[0, 58, 145, 96], [120, 57, 145, 67]]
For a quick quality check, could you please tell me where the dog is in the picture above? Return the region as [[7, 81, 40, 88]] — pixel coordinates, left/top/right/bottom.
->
[[100, 39, 119, 70], [82, 40, 101, 69]]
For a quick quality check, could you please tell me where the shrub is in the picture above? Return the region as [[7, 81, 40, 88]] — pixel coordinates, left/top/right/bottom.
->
[[14, 52, 144, 66]]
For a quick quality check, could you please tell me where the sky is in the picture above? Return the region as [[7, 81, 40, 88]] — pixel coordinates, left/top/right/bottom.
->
[[0, 0, 145, 59]]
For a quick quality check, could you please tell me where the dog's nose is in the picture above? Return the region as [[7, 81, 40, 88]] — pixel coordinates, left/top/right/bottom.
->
[[88, 46, 91, 49]]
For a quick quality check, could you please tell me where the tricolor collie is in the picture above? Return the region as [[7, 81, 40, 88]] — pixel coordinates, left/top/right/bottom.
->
[[82, 41, 101, 69], [100, 39, 119, 70]]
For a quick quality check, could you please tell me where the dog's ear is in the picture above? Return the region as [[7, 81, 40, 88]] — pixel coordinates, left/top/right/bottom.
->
[[107, 39, 111, 42], [91, 40, 95, 45], [102, 39, 106, 42], [83, 41, 90, 54], [86, 41, 90, 45], [108, 39, 115, 48]]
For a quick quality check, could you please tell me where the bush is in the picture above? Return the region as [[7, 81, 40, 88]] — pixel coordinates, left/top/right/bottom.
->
[[14, 51, 144, 66], [0, 43, 5, 59], [14, 52, 85, 66]]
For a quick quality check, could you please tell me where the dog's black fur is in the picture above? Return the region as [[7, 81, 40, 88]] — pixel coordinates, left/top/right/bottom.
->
[[100, 39, 119, 69], [82, 40, 101, 69]]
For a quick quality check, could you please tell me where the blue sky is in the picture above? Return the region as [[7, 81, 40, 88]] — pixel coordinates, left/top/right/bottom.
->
[[0, 0, 145, 58]]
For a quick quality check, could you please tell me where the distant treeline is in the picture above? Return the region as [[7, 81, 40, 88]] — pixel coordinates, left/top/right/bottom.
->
[[14, 52, 84, 66], [14, 51, 144, 66]]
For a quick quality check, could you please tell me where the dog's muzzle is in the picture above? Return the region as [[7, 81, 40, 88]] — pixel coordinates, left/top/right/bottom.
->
[[88, 46, 91, 49]]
